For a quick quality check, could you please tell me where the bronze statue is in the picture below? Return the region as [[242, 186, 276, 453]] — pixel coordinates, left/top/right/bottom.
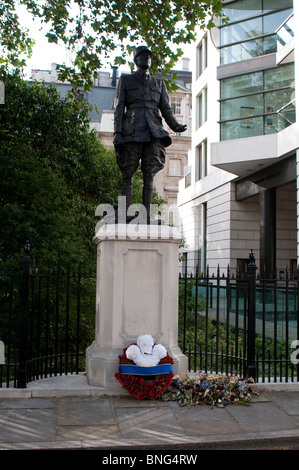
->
[[113, 45, 187, 222]]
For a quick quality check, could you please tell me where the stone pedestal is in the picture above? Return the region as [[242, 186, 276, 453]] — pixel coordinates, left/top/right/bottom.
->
[[86, 224, 188, 392]]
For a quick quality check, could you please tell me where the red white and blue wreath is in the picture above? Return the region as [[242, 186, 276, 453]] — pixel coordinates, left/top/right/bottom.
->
[[115, 334, 174, 399]]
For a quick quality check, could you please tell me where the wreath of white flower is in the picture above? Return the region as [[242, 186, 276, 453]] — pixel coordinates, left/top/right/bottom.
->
[[125, 334, 167, 367]]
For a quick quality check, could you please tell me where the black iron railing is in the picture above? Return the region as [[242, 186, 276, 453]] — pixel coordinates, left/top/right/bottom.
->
[[0, 242, 96, 388], [179, 250, 299, 383], [1, 243, 299, 387]]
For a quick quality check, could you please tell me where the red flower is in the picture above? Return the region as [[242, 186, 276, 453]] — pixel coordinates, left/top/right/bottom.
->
[[115, 343, 173, 400]]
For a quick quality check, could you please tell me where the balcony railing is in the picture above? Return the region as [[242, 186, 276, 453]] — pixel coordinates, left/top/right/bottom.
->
[[220, 99, 296, 141], [276, 13, 294, 53]]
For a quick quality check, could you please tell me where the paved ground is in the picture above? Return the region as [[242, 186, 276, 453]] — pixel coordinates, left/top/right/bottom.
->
[[1, 374, 299, 452]]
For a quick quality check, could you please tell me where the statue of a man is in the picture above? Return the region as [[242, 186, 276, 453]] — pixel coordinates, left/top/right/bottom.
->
[[113, 45, 187, 221]]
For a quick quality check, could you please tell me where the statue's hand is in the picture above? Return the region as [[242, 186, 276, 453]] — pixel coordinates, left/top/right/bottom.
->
[[174, 124, 187, 133], [113, 133, 124, 146]]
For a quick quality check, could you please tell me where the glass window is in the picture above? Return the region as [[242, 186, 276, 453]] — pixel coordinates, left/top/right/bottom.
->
[[278, 102, 296, 129], [222, 0, 262, 24], [220, 8, 293, 46], [220, 17, 262, 46], [221, 94, 263, 121], [196, 35, 208, 78], [220, 37, 265, 64], [221, 72, 263, 99], [197, 88, 207, 128], [221, 116, 264, 140], [197, 42, 203, 77], [171, 98, 182, 115], [220, 34, 279, 64], [263, 0, 292, 13], [264, 64, 295, 90], [219, 3, 294, 65], [221, 111, 295, 140], [195, 141, 207, 181], [220, 64, 296, 141], [262, 35, 277, 55], [198, 93, 203, 128], [263, 9, 293, 33], [265, 110, 295, 135], [264, 88, 294, 114]]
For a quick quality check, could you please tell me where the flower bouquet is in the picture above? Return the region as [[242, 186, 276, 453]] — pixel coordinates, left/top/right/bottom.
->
[[161, 372, 257, 407]]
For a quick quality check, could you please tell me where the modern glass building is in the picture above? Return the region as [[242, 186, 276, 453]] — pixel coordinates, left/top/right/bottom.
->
[[219, 1, 295, 141], [178, 0, 299, 276]]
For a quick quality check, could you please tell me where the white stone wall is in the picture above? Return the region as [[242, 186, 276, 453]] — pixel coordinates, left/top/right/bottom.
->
[[178, 179, 235, 274], [230, 193, 260, 272], [206, 183, 233, 273]]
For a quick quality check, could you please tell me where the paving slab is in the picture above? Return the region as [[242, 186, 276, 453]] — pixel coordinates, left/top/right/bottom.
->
[[56, 396, 116, 426], [168, 402, 245, 436], [227, 401, 299, 433], [0, 398, 55, 409], [264, 391, 299, 415], [0, 408, 56, 443], [116, 406, 185, 440]]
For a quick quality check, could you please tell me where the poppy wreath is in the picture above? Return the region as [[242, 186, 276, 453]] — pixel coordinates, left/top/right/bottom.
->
[[114, 335, 174, 400]]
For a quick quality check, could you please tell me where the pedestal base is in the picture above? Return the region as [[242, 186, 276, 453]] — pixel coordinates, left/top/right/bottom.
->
[[86, 342, 188, 392], [86, 224, 188, 391]]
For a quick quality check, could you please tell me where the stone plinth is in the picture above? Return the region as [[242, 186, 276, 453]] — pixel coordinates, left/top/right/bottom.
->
[[86, 224, 188, 392]]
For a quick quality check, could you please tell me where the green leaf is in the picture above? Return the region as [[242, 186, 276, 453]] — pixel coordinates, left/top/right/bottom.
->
[[1, 0, 225, 87]]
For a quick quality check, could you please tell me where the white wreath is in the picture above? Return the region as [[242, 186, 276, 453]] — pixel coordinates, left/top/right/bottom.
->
[[126, 334, 167, 367]]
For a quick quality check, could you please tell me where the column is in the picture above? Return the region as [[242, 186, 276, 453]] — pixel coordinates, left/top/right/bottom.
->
[[260, 188, 276, 277]]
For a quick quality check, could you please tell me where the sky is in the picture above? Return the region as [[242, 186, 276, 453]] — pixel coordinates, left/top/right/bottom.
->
[[18, 4, 195, 79], [20, 4, 75, 78]]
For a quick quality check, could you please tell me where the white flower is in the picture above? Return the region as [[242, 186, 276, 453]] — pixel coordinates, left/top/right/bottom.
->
[[126, 344, 140, 363], [125, 334, 167, 367]]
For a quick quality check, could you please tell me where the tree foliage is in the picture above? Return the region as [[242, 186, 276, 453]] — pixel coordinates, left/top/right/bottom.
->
[[0, 0, 225, 89], [0, 73, 146, 265], [0, 0, 35, 69]]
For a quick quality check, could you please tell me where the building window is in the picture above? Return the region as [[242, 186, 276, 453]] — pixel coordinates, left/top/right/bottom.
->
[[220, 63, 295, 140], [219, 1, 293, 65], [195, 140, 208, 181], [197, 87, 207, 128], [171, 98, 182, 115], [169, 158, 182, 176], [197, 35, 208, 78]]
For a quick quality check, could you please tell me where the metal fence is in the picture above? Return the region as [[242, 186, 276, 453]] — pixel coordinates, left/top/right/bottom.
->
[[1, 244, 299, 387], [0, 242, 96, 388], [179, 250, 299, 383]]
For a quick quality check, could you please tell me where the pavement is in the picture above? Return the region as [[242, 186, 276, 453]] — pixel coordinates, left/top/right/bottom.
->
[[1, 374, 299, 452]]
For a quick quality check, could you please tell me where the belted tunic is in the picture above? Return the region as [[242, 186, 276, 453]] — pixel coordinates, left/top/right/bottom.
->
[[114, 70, 182, 148]]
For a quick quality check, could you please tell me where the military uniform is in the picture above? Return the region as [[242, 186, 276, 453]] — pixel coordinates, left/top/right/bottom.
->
[[113, 46, 186, 216]]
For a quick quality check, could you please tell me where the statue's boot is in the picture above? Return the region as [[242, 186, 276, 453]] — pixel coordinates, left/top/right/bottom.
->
[[143, 173, 154, 224], [122, 174, 133, 213]]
